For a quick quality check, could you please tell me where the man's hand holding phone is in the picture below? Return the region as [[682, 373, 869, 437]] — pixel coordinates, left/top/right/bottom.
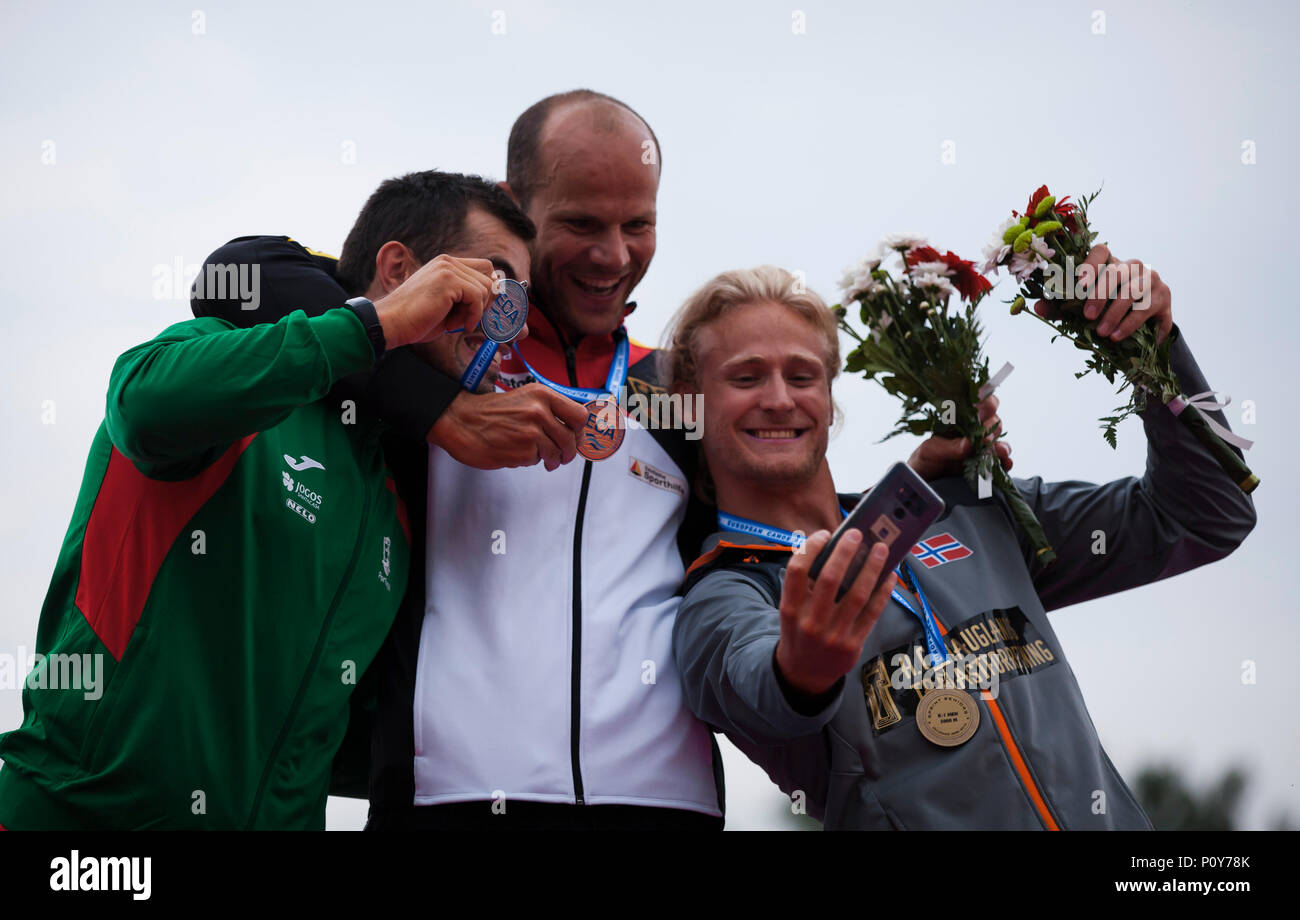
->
[[774, 530, 898, 698]]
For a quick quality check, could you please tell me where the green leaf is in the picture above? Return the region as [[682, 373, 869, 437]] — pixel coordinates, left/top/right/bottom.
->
[[857, 360, 897, 377]]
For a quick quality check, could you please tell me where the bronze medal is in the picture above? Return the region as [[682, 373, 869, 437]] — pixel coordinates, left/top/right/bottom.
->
[[577, 396, 625, 461], [916, 688, 979, 747]]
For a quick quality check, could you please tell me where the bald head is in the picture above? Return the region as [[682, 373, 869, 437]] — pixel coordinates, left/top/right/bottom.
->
[[505, 90, 661, 338], [507, 89, 660, 210]]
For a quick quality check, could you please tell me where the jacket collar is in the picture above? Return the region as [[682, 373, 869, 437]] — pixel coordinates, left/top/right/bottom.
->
[[527, 298, 637, 351], [519, 298, 638, 389]]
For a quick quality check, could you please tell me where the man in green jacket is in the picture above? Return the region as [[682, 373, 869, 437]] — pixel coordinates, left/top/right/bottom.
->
[[0, 171, 526, 829]]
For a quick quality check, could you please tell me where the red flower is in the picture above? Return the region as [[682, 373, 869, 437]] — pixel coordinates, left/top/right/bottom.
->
[[904, 246, 943, 268], [906, 247, 992, 301], [1053, 196, 1079, 232], [1016, 185, 1083, 233], [940, 251, 993, 301], [1026, 184, 1051, 217]]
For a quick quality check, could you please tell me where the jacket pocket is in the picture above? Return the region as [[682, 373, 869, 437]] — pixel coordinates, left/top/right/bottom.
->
[[76, 624, 150, 772], [826, 771, 906, 830]]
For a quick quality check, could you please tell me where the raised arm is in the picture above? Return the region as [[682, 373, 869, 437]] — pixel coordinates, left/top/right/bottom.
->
[[1008, 324, 1257, 611], [107, 310, 374, 476], [114, 252, 495, 476], [192, 235, 463, 442], [193, 235, 584, 468]]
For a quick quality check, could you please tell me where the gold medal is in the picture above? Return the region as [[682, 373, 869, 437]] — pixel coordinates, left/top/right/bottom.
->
[[915, 688, 979, 747]]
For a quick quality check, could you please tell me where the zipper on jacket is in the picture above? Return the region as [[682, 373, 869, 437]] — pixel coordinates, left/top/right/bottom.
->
[[570, 460, 593, 805], [978, 689, 1061, 830], [927, 609, 1061, 831], [563, 341, 579, 387], [245, 437, 376, 828], [564, 337, 589, 805]]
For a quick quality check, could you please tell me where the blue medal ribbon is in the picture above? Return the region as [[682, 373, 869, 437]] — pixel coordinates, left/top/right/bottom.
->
[[460, 338, 500, 391], [890, 562, 950, 666], [716, 512, 809, 549], [515, 328, 630, 402], [716, 506, 852, 550]]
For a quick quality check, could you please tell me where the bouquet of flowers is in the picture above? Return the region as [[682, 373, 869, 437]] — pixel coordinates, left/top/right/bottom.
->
[[835, 234, 1057, 565], [981, 186, 1258, 494]]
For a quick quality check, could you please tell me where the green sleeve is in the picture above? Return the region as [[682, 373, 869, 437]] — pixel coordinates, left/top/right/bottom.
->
[[105, 308, 375, 476]]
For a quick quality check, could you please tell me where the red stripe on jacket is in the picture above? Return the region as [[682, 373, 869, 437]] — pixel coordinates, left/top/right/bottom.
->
[[384, 476, 410, 542], [75, 436, 257, 661]]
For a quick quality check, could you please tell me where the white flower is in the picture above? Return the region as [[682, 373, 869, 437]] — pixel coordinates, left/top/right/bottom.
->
[[838, 258, 880, 290], [991, 216, 1020, 241], [838, 255, 886, 304], [911, 271, 956, 300], [979, 240, 1011, 276], [865, 277, 890, 299], [843, 275, 888, 304], [980, 217, 1020, 276], [910, 260, 952, 278], [1008, 235, 1057, 282], [879, 233, 929, 255]]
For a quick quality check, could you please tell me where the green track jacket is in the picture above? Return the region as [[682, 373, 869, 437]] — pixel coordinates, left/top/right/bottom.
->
[[0, 308, 410, 829]]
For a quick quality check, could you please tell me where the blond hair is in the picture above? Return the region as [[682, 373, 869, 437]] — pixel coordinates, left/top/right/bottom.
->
[[665, 265, 841, 392]]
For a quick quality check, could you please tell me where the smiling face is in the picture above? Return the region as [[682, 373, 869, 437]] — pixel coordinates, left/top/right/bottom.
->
[[411, 206, 532, 392], [524, 103, 658, 339], [692, 300, 834, 490]]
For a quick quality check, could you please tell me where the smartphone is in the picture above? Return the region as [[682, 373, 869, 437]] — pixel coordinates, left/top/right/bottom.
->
[[808, 462, 946, 601]]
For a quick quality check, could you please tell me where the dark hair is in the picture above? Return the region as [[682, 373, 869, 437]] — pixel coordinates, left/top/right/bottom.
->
[[336, 171, 535, 295], [506, 89, 661, 210]]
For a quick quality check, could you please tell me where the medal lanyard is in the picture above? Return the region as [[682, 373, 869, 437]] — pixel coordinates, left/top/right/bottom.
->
[[717, 509, 950, 665], [515, 328, 630, 402], [891, 562, 950, 666], [460, 339, 501, 391], [716, 512, 809, 549], [716, 505, 851, 550]]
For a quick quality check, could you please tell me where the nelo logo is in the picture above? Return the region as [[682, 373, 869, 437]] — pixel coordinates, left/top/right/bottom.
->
[[286, 498, 317, 524]]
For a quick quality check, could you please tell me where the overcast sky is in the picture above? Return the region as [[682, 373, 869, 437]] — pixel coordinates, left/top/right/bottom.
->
[[1, 0, 1295, 830]]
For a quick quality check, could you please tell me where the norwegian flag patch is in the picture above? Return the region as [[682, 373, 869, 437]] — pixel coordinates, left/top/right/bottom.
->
[[910, 533, 973, 568]]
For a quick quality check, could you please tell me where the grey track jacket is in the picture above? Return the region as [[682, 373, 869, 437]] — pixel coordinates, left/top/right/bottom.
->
[[673, 326, 1257, 830]]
